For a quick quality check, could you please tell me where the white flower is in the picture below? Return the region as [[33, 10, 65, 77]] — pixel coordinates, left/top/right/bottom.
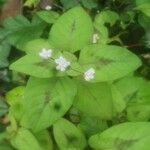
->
[[45, 5, 52, 10], [93, 33, 99, 44], [84, 68, 95, 81], [55, 56, 71, 72], [39, 48, 52, 59]]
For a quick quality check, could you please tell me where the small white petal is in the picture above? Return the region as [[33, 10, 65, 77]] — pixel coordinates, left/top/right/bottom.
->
[[39, 48, 52, 59], [84, 68, 95, 81], [55, 56, 71, 72], [93, 34, 99, 44], [45, 5, 52, 10]]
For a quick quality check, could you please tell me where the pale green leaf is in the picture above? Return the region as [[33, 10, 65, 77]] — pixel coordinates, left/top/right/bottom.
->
[[89, 122, 150, 150], [74, 82, 114, 119], [10, 55, 55, 78], [135, 3, 150, 17], [20, 77, 77, 132], [79, 44, 142, 82], [115, 76, 150, 121], [49, 7, 93, 52], [10, 128, 42, 150], [5, 86, 25, 121]]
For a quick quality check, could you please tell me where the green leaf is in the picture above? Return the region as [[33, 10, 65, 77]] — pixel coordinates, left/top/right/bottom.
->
[[5, 86, 25, 121], [60, 0, 79, 9], [115, 76, 150, 121], [23, 39, 52, 54], [37, 11, 60, 24], [89, 122, 150, 150], [136, 0, 150, 5], [49, 7, 93, 53], [74, 82, 114, 119], [78, 116, 108, 137], [79, 44, 142, 82], [0, 42, 10, 68], [0, 144, 14, 150], [34, 130, 53, 150], [94, 10, 119, 44], [24, 0, 40, 7], [1, 15, 46, 50], [21, 77, 77, 132], [81, 0, 98, 9], [10, 55, 55, 78], [135, 3, 150, 17], [6, 86, 25, 106], [0, 98, 8, 117], [110, 84, 126, 115], [53, 118, 87, 149], [10, 128, 42, 150]]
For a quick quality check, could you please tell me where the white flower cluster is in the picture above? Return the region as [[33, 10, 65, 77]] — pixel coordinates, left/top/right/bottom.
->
[[84, 68, 95, 81], [55, 56, 71, 72], [39, 48, 52, 59], [93, 33, 99, 44], [45, 5, 52, 10], [39, 48, 96, 81]]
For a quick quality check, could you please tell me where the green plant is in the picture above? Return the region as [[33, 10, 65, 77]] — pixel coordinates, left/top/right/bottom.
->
[[0, 0, 150, 149]]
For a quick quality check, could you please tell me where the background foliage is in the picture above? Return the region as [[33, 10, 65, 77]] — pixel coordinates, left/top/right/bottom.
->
[[0, 0, 150, 150]]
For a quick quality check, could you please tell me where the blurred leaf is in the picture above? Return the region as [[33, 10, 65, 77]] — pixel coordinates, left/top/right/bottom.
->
[[24, 0, 40, 7], [81, 0, 98, 9], [10, 128, 42, 150], [37, 11, 59, 24], [0, 15, 46, 50], [0, 42, 10, 68], [60, 0, 79, 9], [0, 98, 8, 117], [135, 3, 150, 17], [34, 130, 53, 150]]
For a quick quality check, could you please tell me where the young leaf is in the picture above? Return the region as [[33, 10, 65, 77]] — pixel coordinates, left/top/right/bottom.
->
[[79, 44, 142, 82], [49, 7, 93, 52], [89, 122, 150, 150], [74, 82, 114, 119], [20, 77, 77, 132], [5, 86, 25, 121], [37, 11, 60, 24], [94, 10, 119, 44], [53, 118, 87, 149]]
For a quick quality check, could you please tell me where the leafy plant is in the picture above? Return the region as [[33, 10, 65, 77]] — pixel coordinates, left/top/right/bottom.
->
[[0, 0, 150, 150]]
